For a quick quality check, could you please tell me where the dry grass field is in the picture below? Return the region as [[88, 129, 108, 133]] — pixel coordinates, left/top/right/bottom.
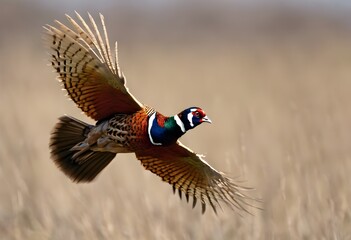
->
[[1, 2, 351, 239]]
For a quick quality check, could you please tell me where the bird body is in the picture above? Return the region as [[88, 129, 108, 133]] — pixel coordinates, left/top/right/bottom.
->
[[44, 12, 256, 214]]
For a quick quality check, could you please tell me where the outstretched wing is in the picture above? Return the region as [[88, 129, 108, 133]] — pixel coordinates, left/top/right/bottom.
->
[[44, 12, 143, 121], [135, 142, 256, 214]]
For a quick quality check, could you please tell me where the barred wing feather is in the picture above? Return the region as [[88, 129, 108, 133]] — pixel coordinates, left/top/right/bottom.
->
[[44, 12, 142, 121], [135, 142, 254, 214]]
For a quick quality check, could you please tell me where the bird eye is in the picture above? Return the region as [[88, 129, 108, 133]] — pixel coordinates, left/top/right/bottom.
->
[[194, 111, 200, 117]]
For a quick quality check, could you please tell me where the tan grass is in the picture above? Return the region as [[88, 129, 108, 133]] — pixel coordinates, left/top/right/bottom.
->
[[1, 11, 351, 239]]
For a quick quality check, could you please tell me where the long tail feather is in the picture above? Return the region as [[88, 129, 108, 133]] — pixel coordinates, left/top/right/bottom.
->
[[50, 115, 116, 182]]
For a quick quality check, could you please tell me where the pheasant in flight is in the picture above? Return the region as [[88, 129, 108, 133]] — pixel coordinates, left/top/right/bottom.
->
[[44, 12, 255, 214]]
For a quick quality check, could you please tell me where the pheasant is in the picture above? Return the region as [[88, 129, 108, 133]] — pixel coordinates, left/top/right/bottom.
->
[[44, 12, 255, 214]]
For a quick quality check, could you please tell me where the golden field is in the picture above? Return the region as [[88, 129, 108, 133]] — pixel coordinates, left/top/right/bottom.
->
[[0, 3, 351, 239]]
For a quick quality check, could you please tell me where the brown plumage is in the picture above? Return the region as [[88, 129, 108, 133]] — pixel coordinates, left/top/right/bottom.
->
[[44, 12, 258, 214]]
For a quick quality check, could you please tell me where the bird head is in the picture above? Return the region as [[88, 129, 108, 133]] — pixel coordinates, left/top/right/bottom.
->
[[177, 107, 212, 132]]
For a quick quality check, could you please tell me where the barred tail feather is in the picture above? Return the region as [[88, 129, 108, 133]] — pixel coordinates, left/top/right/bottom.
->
[[50, 115, 116, 182]]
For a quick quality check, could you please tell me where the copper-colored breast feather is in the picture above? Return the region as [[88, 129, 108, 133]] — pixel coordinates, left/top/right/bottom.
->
[[135, 142, 256, 214], [44, 12, 142, 121]]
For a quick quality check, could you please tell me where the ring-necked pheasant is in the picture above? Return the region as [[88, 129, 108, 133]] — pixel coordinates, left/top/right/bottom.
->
[[44, 12, 255, 214]]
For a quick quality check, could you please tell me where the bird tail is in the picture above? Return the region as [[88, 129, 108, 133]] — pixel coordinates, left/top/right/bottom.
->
[[49, 115, 116, 182]]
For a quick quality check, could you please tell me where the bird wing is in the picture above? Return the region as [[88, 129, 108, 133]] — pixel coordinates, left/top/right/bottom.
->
[[135, 141, 255, 214], [44, 12, 143, 121]]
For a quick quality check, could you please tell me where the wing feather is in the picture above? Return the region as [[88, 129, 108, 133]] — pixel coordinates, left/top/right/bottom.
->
[[135, 142, 257, 214], [99, 13, 115, 74], [44, 12, 142, 121]]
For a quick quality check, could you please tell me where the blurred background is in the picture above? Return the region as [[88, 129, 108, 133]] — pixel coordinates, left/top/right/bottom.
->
[[1, 0, 351, 239]]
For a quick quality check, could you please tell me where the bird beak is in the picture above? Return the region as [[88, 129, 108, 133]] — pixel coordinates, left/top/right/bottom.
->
[[202, 116, 212, 124]]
